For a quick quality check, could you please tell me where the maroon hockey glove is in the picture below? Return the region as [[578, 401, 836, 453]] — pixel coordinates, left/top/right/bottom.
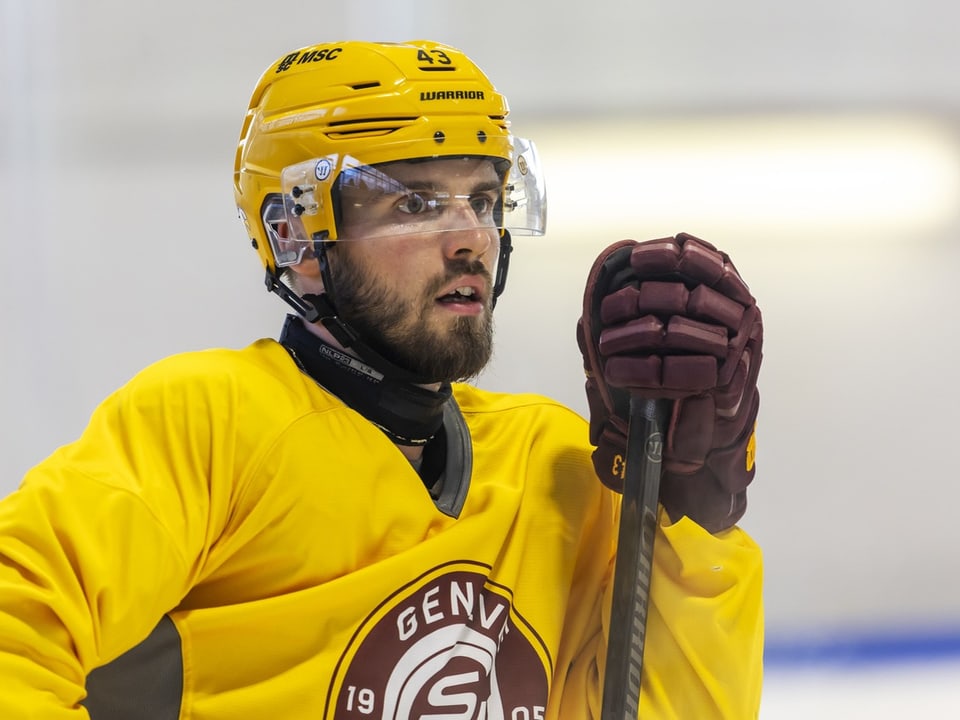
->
[[577, 233, 763, 533]]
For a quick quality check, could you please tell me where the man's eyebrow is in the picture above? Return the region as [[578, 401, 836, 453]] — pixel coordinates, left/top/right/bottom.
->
[[471, 179, 504, 193]]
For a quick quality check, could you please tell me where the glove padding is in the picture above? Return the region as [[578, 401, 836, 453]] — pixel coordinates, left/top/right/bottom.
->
[[577, 233, 763, 533]]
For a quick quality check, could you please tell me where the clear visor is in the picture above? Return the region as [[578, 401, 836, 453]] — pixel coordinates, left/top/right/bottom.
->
[[267, 137, 546, 267]]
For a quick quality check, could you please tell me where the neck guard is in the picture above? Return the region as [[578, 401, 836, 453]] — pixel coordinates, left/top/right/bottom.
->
[[279, 315, 451, 446]]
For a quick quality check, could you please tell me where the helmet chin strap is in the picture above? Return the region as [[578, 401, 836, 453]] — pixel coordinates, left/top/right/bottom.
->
[[266, 232, 512, 387], [491, 229, 513, 307]]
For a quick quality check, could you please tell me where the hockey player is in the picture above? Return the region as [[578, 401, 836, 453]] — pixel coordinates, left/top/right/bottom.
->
[[0, 41, 764, 718]]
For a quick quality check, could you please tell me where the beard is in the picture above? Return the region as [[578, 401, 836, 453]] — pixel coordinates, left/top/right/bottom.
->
[[327, 249, 495, 383]]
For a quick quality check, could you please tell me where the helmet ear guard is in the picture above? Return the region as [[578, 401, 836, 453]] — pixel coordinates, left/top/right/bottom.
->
[[260, 195, 314, 267]]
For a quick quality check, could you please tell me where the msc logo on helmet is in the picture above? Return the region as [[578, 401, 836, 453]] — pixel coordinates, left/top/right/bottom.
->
[[276, 47, 343, 73], [420, 90, 486, 101]]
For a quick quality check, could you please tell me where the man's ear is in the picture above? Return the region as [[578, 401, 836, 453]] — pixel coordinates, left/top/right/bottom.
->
[[284, 239, 324, 288]]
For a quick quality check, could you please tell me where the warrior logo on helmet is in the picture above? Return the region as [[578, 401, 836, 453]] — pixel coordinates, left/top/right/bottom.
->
[[326, 563, 549, 719]]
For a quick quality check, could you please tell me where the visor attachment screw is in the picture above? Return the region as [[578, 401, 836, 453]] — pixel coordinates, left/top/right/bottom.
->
[[289, 184, 318, 216], [503, 184, 518, 211]]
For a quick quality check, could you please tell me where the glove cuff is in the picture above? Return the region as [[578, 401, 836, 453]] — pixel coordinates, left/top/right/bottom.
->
[[661, 398, 758, 533], [660, 470, 748, 534]]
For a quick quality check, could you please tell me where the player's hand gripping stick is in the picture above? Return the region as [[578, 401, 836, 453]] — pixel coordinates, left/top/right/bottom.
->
[[579, 234, 763, 717]]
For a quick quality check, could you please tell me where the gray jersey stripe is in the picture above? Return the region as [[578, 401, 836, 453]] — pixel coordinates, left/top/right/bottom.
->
[[82, 615, 183, 720]]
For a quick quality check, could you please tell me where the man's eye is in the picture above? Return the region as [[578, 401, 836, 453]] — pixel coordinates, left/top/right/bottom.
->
[[470, 195, 494, 215], [397, 193, 430, 214]]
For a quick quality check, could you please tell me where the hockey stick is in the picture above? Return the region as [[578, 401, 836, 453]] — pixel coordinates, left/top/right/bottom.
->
[[601, 396, 667, 720]]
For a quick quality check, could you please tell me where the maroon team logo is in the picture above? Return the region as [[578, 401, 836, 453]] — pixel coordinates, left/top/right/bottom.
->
[[326, 563, 550, 719]]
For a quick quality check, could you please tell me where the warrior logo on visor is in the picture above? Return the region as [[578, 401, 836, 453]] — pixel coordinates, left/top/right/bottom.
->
[[326, 563, 549, 719], [315, 159, 334, 181]]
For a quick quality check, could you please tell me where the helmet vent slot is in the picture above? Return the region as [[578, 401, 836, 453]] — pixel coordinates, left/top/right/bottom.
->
[[350, 82, 382, 90], [325, 115, 418, 139], [327, 116, 417, 128]]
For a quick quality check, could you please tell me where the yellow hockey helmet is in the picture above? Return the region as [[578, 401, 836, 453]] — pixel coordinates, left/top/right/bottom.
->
[[234, 40, 546, 276]]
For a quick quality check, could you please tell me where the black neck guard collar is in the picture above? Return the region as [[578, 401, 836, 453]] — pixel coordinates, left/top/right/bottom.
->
[[279, 315, 452, 446]]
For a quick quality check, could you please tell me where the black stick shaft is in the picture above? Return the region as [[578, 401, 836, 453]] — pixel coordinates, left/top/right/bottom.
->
[[601, 396, 666, 720]]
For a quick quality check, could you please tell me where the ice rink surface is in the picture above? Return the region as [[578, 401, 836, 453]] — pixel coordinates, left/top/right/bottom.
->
[[763, 659, 960, 718]]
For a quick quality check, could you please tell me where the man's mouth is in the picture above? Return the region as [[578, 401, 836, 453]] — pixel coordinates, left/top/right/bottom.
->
[[437, 286, 480, 304]]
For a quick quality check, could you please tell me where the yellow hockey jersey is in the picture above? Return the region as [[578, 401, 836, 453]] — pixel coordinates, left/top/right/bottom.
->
[[0, 338, 763, 718]]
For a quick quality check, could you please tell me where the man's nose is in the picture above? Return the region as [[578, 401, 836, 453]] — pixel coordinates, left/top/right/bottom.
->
[[438, 203, 496, 259]]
